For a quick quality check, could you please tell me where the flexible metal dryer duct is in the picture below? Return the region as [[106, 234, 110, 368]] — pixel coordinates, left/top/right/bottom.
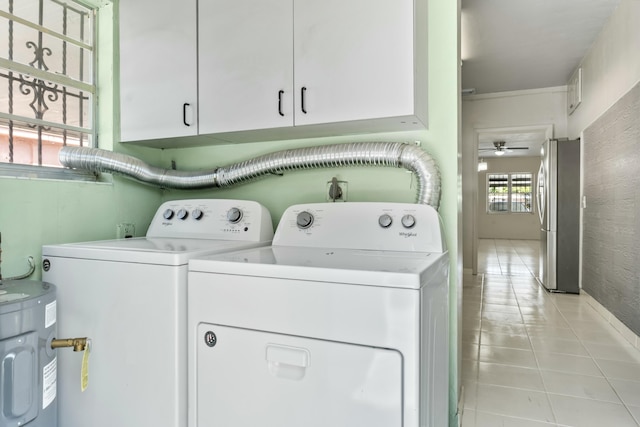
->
[[59, 142, 441, 209]]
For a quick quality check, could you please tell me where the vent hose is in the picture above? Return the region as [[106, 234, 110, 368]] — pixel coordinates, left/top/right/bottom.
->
[[59, 142, 441, 209]]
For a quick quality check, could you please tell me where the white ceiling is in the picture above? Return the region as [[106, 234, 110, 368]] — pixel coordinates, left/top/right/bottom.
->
[[462, 0, 621, 94], [462, 0, 622, 157], [478, 129, 548, 158]]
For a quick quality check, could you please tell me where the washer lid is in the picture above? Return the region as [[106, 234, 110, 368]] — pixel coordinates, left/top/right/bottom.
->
[[189, 246, 449, 289], [42, 237, 271, 266]]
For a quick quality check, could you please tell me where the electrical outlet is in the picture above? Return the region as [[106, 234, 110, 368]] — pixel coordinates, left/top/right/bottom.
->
[[116, 223, 136, 239]]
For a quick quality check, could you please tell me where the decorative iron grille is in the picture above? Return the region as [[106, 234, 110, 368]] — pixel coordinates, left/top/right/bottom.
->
[[0, 0, 95, 168]]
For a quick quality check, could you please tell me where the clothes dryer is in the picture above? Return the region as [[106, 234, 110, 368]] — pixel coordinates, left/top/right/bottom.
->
[[42, 199, 273, 427], [188, 202, 449, 427]]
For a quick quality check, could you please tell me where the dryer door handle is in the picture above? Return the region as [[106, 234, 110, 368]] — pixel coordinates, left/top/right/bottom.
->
[[266, 344, 310, 380]]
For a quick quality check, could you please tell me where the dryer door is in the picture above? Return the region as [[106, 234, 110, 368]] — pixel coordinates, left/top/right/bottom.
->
[[195, 324, 402, 427]]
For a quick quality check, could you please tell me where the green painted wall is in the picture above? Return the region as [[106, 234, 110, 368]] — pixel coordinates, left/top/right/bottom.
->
[[0, 177, 160, 279]]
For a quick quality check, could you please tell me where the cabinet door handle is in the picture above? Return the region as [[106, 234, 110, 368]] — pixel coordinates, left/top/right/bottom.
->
[[301, 86, 307, 114], [183, 103, 191, 126], [278, 90, 284, 117]]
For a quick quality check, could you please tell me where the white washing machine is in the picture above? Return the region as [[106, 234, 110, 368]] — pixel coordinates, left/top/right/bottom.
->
[[41, 199, 273, 427], [188, 202, 450, 427]]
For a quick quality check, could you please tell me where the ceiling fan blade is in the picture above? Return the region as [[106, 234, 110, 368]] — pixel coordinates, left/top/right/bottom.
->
[[508, 147, 529, 150]]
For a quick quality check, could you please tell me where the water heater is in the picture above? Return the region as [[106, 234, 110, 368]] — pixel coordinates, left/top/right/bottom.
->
[[0, 280, 57, 427]]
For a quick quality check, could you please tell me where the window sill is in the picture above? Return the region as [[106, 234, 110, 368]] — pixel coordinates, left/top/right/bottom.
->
[[0, 163, 99, 182]]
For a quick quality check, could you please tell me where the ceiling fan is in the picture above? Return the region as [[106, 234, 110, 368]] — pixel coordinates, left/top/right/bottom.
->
[[479, 141, 529, 156]]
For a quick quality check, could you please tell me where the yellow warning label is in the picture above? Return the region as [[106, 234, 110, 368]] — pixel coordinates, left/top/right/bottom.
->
[[81, 340, 90, 392]]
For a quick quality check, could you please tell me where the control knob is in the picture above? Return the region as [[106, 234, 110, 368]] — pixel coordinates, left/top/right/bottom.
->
[[192, 209, 204, 220], [401, 214, 416, 229], [296, 211, 314, 229], [227, 207, 243, 224], [378, 214, 393, 228], [177, 209, 189, 220], [163, 209, 174, 220]]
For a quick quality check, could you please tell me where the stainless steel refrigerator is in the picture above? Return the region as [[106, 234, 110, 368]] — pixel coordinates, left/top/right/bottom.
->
[[536, 138, 580, 293]]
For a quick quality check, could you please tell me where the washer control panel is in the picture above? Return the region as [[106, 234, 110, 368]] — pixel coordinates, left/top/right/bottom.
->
[[147, 199, 273, 241], [275, 202, 445, 253]]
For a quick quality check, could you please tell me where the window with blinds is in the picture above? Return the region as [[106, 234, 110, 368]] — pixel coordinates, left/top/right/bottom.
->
[[0, 0, 95, 175], [487, 172, 533, 213]]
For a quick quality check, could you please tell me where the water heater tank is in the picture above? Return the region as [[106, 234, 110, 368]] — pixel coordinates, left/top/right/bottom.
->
[[0, 280, 57, 427]]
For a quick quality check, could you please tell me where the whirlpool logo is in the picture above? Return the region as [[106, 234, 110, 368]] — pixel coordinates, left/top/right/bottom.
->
[[399, 232, 418, 238]]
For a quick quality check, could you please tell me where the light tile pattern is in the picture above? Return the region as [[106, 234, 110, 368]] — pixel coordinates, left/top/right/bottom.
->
[[477, 238, 539, 276], [462, 239, 640, 426]]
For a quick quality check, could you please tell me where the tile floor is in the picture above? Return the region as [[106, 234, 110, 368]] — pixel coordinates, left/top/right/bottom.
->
[[477, 238, 539, 277], [462, 239, 640, 427]]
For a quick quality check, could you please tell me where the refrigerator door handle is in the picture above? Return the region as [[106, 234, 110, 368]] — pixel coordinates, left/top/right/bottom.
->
[[536, 160, 545, 226]]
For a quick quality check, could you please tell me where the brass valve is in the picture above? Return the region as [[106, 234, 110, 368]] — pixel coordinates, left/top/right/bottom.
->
[[51, 337, 89, 352]]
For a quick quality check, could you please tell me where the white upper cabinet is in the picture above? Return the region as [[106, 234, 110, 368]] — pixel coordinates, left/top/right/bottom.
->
[[119, 0, 198, 142], [292, 0, 415, 127], [120, 0, 426, 147], [198, 0, 294, 134]]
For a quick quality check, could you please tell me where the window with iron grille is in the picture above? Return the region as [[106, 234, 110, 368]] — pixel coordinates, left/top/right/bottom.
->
[[0, 0, 95, 176], [487, 172, 533, 213]]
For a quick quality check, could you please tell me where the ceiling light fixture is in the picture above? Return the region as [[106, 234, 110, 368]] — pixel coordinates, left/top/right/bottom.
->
[[495, 150, 505, 156]]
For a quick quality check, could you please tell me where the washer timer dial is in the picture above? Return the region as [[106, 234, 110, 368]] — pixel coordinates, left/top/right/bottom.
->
[[226, 208, 243, 224], [296, 211, 314, 229]]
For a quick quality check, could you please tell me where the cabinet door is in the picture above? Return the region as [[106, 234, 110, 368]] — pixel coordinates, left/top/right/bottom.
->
[[294, 0, 414, 126], [198, 0, 294, 134], [120, 1, 198, 142]]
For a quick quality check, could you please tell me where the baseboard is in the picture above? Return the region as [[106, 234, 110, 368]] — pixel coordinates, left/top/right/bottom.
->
[[457, 384, 465, 427], [582, 290, 640, 350]]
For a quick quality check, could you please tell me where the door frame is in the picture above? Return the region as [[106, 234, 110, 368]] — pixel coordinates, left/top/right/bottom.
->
[[471, 124, 554, 274]]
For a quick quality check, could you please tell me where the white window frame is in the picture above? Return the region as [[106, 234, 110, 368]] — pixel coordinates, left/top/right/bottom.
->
[[487, 172, 534, 214]]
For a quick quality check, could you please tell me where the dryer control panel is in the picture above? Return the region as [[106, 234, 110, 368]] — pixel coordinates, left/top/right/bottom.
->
[[274, 202, 445, 253], [146, 199, 273, 242]]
